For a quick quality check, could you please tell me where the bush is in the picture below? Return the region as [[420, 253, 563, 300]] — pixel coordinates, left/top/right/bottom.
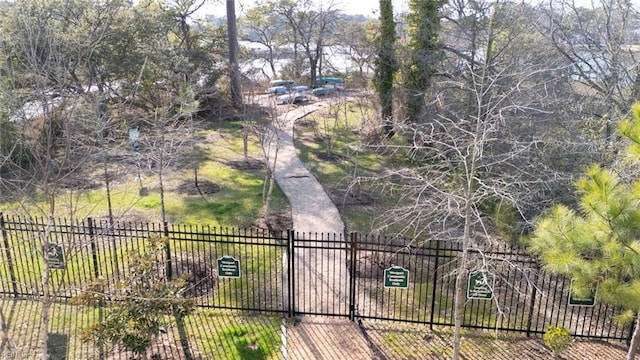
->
[[544, 325, 572, 358], [74, 236, 196, 357]]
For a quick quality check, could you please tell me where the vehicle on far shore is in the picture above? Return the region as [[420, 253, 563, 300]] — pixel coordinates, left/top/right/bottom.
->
[[276, 92, 307, 105], [290, 85, 309, 92], [270, 79, 294, 87], [265, 86, 288, 94], [314, 77, 343, 86], [312, 84, 344, 96]]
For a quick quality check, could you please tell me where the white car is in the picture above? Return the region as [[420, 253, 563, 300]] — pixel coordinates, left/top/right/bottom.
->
[[265, 86, 288, 94], [276, 92, 307, 105]]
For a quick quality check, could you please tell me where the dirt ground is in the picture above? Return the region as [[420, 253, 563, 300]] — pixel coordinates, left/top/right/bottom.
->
[[358, 320, 628, 360]]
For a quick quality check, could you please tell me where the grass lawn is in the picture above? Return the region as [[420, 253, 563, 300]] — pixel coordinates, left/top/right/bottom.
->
[[1, 119, 289, 230], [0, 297, 284, 359]]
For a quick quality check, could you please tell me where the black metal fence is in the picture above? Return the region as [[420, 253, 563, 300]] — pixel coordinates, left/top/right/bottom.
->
[[0, 213, 632, 343]]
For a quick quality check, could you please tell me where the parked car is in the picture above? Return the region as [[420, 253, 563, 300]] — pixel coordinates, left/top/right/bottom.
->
[[270, 79, 294, 87], [265, 86, 288, 94], [312, 85, 344, 96], [290, 85, 309, 92], [276, 92, 307, 105], [314, 77, 343, 86]]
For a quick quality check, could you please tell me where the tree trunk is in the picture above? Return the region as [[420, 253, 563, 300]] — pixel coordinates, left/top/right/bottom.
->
[[452, 248, 468, 360], [452, 75, 483, 358], [628, 312, 640, 360], [40, 293, 50, 360], [40, 215, 55, 360], [226, 0, 242, 109]]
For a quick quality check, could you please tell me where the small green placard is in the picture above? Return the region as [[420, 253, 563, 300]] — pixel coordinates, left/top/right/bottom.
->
[[569, 282, 596, 307], [384, 266, 409, 289], [44, 243, 65, 270], [467, 271, 494, 300], [217, 256, 241, 278]]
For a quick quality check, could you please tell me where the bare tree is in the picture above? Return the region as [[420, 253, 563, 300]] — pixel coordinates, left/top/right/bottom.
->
[[259, 104, 282, 229], [356, 1, 585, 358], [332, 17, 378, 83], [239, 3, 284, 79], [535, 0, 640, 165], [273, 0, 341, 87]]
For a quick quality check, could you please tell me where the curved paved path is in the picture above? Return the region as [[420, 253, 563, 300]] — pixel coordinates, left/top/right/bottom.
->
[[263, 99, 372, 359], [268, 102, 344, 234]]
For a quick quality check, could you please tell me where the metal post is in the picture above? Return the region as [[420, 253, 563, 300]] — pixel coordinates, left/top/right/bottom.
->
[[429, 240, 440, 329], [87, 217, 105, 360], [348, 232, 358, 321], [627, 316, 636, 346], [525, 272, 538, 337], [88, 218, 100, 279], [164, 222, 172, 280], [288, 229, 295, 318], [0, 213, 18, 297]]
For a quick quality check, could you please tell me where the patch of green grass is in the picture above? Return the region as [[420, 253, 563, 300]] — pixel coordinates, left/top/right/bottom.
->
[[0, 298, 104, 359], [1, 120, 288, 229], [1, 299, 283, 360], [342, 207, 377, 233], [218, 322, 277, 359], [194, 310, 282, 360], [213, 244, 283, 310], [430, 345, 453, 356], [380, 332, 406, 356]]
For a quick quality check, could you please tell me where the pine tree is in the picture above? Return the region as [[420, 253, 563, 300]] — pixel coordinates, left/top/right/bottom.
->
[[530, 104, 640, 360]]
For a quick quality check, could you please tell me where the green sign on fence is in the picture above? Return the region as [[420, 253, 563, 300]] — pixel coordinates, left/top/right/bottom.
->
[[569, 282, 596, 307], [384, 266, 409, 289], [217, 255, 241, 278], [44, 243, 65, 270], [467, 271, 494, 300]]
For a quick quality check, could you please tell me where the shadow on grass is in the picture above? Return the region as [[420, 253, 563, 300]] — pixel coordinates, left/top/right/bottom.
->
[[47, 333, 68, 360]]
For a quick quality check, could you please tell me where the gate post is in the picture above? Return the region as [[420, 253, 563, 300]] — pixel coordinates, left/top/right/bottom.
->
[[0, 213, 18, 297], [348, 232, 358, 321]]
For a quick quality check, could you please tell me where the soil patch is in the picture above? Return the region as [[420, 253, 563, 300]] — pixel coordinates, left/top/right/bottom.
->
[[173, 256, 216, 298], [227, 157, 265, 170], [315, 151, 345, 162], [251, 212, 292, 234], [336, 188, 374, 205], [175, 180, 221, 195]]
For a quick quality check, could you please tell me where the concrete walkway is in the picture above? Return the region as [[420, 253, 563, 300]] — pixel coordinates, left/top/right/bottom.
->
[[264, 101, 372, 359], [268, 103, 344, 234]]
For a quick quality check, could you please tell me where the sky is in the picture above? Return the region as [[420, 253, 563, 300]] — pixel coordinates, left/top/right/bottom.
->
[[193, 0, 615, 20], [194, 0, 408, 19]]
